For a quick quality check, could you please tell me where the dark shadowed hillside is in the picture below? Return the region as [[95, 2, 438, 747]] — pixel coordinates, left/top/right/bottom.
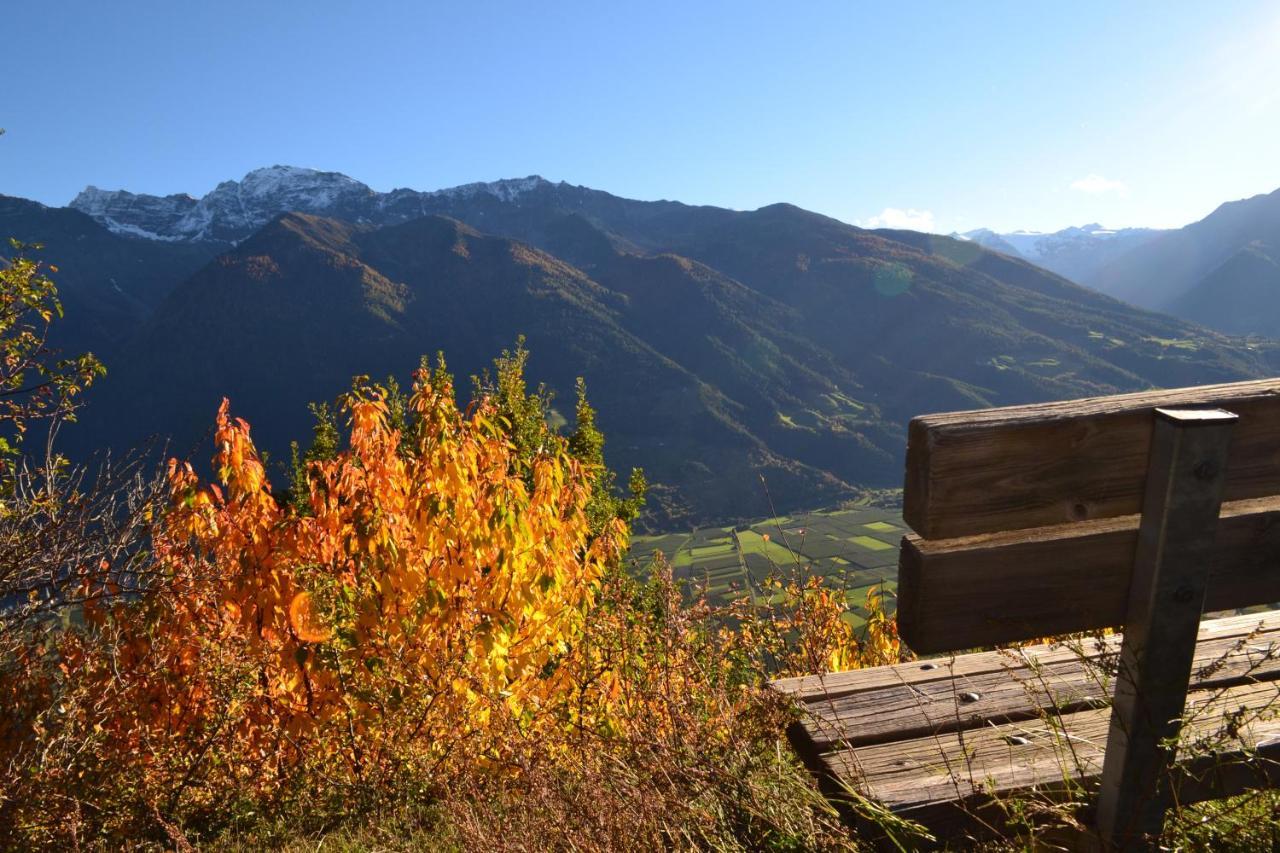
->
[[67, 214, 854, 525], [22, 169, 1277, 525], [0, 195, 218, 355]]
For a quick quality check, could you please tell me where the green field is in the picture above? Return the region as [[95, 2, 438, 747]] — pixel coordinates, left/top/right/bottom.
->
[[628, 506, 904, 628]]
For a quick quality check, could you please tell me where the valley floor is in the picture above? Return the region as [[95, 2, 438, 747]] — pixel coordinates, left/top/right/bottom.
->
[[630, 504, 904, 628]]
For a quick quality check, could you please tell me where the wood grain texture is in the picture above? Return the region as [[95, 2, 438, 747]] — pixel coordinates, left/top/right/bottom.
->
[[771, 618, 1280, 841], [830, 678, 1280, 838], [797, 626, 1280, 753], [895, 495, 1280, 653], [1096, 409, 1236, 846], [769, 611, 1279, 700], [903, 378, 1280, 539], [771, 613, 1280, 753]]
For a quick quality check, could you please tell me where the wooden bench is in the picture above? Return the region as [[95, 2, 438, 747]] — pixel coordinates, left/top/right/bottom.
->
[[771, 379, 1280, 849]]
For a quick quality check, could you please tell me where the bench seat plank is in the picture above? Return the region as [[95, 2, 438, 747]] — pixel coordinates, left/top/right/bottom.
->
[[841, 677, 1280, 834], [770, 613, 1280, 835], [771, 611, 1280, 702]]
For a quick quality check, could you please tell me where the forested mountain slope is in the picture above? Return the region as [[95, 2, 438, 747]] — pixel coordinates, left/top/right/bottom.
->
[[11, 168, 1270, 524]]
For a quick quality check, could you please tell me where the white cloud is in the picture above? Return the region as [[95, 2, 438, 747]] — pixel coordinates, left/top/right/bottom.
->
[[1070, 174, 1129, 196], [859, 207, 937, 232]]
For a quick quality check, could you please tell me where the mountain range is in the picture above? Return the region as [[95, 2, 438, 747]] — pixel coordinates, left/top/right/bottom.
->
[[5, 167, 1278, 527], [957, 224, 1167, 284], [1085, 188, 1280, 334], [963, 187, 1280, 338]]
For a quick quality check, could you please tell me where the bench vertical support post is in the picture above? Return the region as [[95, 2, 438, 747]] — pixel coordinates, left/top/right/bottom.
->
[[1095, 407, 1237, 850]]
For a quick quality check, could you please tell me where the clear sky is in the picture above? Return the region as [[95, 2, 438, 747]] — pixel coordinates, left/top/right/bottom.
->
[[3, 1, 1279, 233]]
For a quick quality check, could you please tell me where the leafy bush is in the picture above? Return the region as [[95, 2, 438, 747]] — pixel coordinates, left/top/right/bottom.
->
[[0, 345, 896, 849]]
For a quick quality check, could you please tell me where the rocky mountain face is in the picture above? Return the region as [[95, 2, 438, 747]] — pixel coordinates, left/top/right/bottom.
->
[[65, 188, 200, 241], [13, 168, 1277, 526], [958, 224, 1167, 284], [71, 166, 559, 244]]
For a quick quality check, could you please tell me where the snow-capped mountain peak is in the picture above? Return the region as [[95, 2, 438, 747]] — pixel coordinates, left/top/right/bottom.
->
[[69, 168, 556, 244], [954, 223, 1170, 284], [69, 186, 199, 242], [429, 175, 550, 203]]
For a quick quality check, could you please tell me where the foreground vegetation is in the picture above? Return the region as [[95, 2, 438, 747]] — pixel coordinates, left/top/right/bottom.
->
[[0, 368, 897, 848]]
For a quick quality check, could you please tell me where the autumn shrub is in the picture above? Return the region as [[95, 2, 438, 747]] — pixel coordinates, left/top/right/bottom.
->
[[0, 353, 899, 850], [0, 249, 883, 849], [0, 244, 892, 849], [3, 364, 607, 837]]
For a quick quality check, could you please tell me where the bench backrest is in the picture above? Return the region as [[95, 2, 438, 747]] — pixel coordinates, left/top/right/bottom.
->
[[896, 377, 1280, 654]]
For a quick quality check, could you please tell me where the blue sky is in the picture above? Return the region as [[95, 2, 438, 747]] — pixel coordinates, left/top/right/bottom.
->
[[3, 1, 1279, 233]]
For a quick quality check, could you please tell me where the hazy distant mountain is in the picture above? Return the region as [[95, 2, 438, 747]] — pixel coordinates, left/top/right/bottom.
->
[[957, 224, 1167, 283], [958, 188, 1280, 339], [1165, 241, 1280, 337], [1082, 188, 1280, 336], [9, 167, 1273, 525]]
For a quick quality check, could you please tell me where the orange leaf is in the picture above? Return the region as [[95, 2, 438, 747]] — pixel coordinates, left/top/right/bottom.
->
[[288, 591, 332, 643]]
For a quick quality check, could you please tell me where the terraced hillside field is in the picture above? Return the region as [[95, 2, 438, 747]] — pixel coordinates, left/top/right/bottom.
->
[[628, 505, 904, 629]]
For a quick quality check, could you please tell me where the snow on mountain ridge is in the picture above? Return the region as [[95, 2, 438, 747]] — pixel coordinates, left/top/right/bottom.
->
[[956, 223, 1170, 284], [69, 167, 553, 243], [69, 186, 200, 242], [429, 175, 550, 203], [960, 224, 1164, 258]]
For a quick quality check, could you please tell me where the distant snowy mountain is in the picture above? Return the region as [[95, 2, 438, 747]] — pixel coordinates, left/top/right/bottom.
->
[[955, 223, 1167, 283], [71, 166, 554, 244]]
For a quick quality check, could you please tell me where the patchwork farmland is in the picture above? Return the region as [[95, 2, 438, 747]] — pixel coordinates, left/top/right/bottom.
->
[[629, 506, 904, 628]]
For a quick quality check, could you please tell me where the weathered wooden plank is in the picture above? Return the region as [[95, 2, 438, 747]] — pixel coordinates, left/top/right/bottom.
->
[[1095, 408, 1236, 848], [903, 377, 1280, 539], [768, 611, 1280, 701], [786, 616, 1280, 752], [895, 494, 1280, 653], [826, 678, 1280, 838]]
